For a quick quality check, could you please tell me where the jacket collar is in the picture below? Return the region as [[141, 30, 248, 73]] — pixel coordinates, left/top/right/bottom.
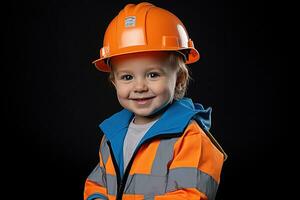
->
[[99, 97, 212, 175], [99, 98, 211, 141]]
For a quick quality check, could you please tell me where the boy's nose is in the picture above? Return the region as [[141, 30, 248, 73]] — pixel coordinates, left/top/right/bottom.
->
[[134, 79, 148, 93]]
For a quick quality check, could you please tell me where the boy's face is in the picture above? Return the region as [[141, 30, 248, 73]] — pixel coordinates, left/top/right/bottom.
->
[[111, 52, 177, 124]]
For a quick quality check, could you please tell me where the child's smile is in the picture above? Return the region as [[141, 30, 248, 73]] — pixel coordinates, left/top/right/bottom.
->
[[130, 96, 156, 105]]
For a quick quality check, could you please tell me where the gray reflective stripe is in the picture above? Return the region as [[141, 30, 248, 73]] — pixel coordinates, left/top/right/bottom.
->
[[151, 137, 178, 175], [121, 168, 218, 199], [144, 197, 154, 200], [100, 137, 109, 165], [124, 174, 166, 195], [106, 174, 167, 196], [88, 164, 107, 187], [167, 167, 218, 200], [106, 174, 118, 195]]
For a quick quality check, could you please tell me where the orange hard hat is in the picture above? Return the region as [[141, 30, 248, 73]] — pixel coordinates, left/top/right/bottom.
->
[[93, 2, 200, 72]]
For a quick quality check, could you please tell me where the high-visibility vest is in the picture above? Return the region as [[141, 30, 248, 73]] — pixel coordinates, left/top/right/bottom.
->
[[84, 98, 227, 200]]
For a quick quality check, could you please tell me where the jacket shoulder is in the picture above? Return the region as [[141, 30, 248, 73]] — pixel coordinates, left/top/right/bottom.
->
[[185, 120, 228, 161]]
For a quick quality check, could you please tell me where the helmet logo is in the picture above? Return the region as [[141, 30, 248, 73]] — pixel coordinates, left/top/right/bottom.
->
[[125, 16, 136, 27]]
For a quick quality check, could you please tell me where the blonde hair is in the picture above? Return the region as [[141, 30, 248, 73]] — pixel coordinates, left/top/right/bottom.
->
[[109, 51, 191, 100]]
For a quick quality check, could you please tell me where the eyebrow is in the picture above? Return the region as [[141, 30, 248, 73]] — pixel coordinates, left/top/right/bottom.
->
[[114, 65, 166, 76], [145, 65, 166, 72], [114, 70, 132, 76]]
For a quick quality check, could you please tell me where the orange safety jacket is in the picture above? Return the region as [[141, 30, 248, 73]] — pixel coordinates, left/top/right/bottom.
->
[[84, 98, 227, 200]]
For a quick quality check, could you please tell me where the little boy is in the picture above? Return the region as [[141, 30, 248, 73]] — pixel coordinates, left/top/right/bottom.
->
[[84, 2, 227, 200]]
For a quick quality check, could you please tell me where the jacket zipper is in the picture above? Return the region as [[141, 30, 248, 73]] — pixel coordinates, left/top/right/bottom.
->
[[106, 141, 122, 198], [107, 133, 182, 199]]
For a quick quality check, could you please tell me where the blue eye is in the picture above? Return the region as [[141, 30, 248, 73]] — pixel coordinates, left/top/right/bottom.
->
[[121, 75, 133, 80], [148, 72, 160, 78]]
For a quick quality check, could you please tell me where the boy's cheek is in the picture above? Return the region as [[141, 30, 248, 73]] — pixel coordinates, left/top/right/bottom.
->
[[116, 88, 130, 99], [152, 81, 175, 92]]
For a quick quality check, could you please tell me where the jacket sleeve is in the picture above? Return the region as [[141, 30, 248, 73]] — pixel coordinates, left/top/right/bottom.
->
[[155, 121, 225, 200], [84, 138, 108, 200]]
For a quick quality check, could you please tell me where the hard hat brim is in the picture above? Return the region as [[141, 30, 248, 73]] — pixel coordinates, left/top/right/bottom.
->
[[93, 48, 200, 72]]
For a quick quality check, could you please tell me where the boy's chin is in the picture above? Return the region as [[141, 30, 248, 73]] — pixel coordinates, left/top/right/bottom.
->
[[133, 111, 154, 118], [135, 103, 171, 118]]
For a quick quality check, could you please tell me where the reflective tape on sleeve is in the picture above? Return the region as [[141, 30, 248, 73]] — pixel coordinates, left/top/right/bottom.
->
[[88, 164, 107, 187], [167, 167, 219, 200]]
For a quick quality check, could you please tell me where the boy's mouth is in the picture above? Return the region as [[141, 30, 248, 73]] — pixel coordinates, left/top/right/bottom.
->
[[131, 96, 155, 105]]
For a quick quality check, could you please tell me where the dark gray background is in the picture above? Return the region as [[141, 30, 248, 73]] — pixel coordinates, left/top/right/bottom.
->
[[3, 0, 286, 199]]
